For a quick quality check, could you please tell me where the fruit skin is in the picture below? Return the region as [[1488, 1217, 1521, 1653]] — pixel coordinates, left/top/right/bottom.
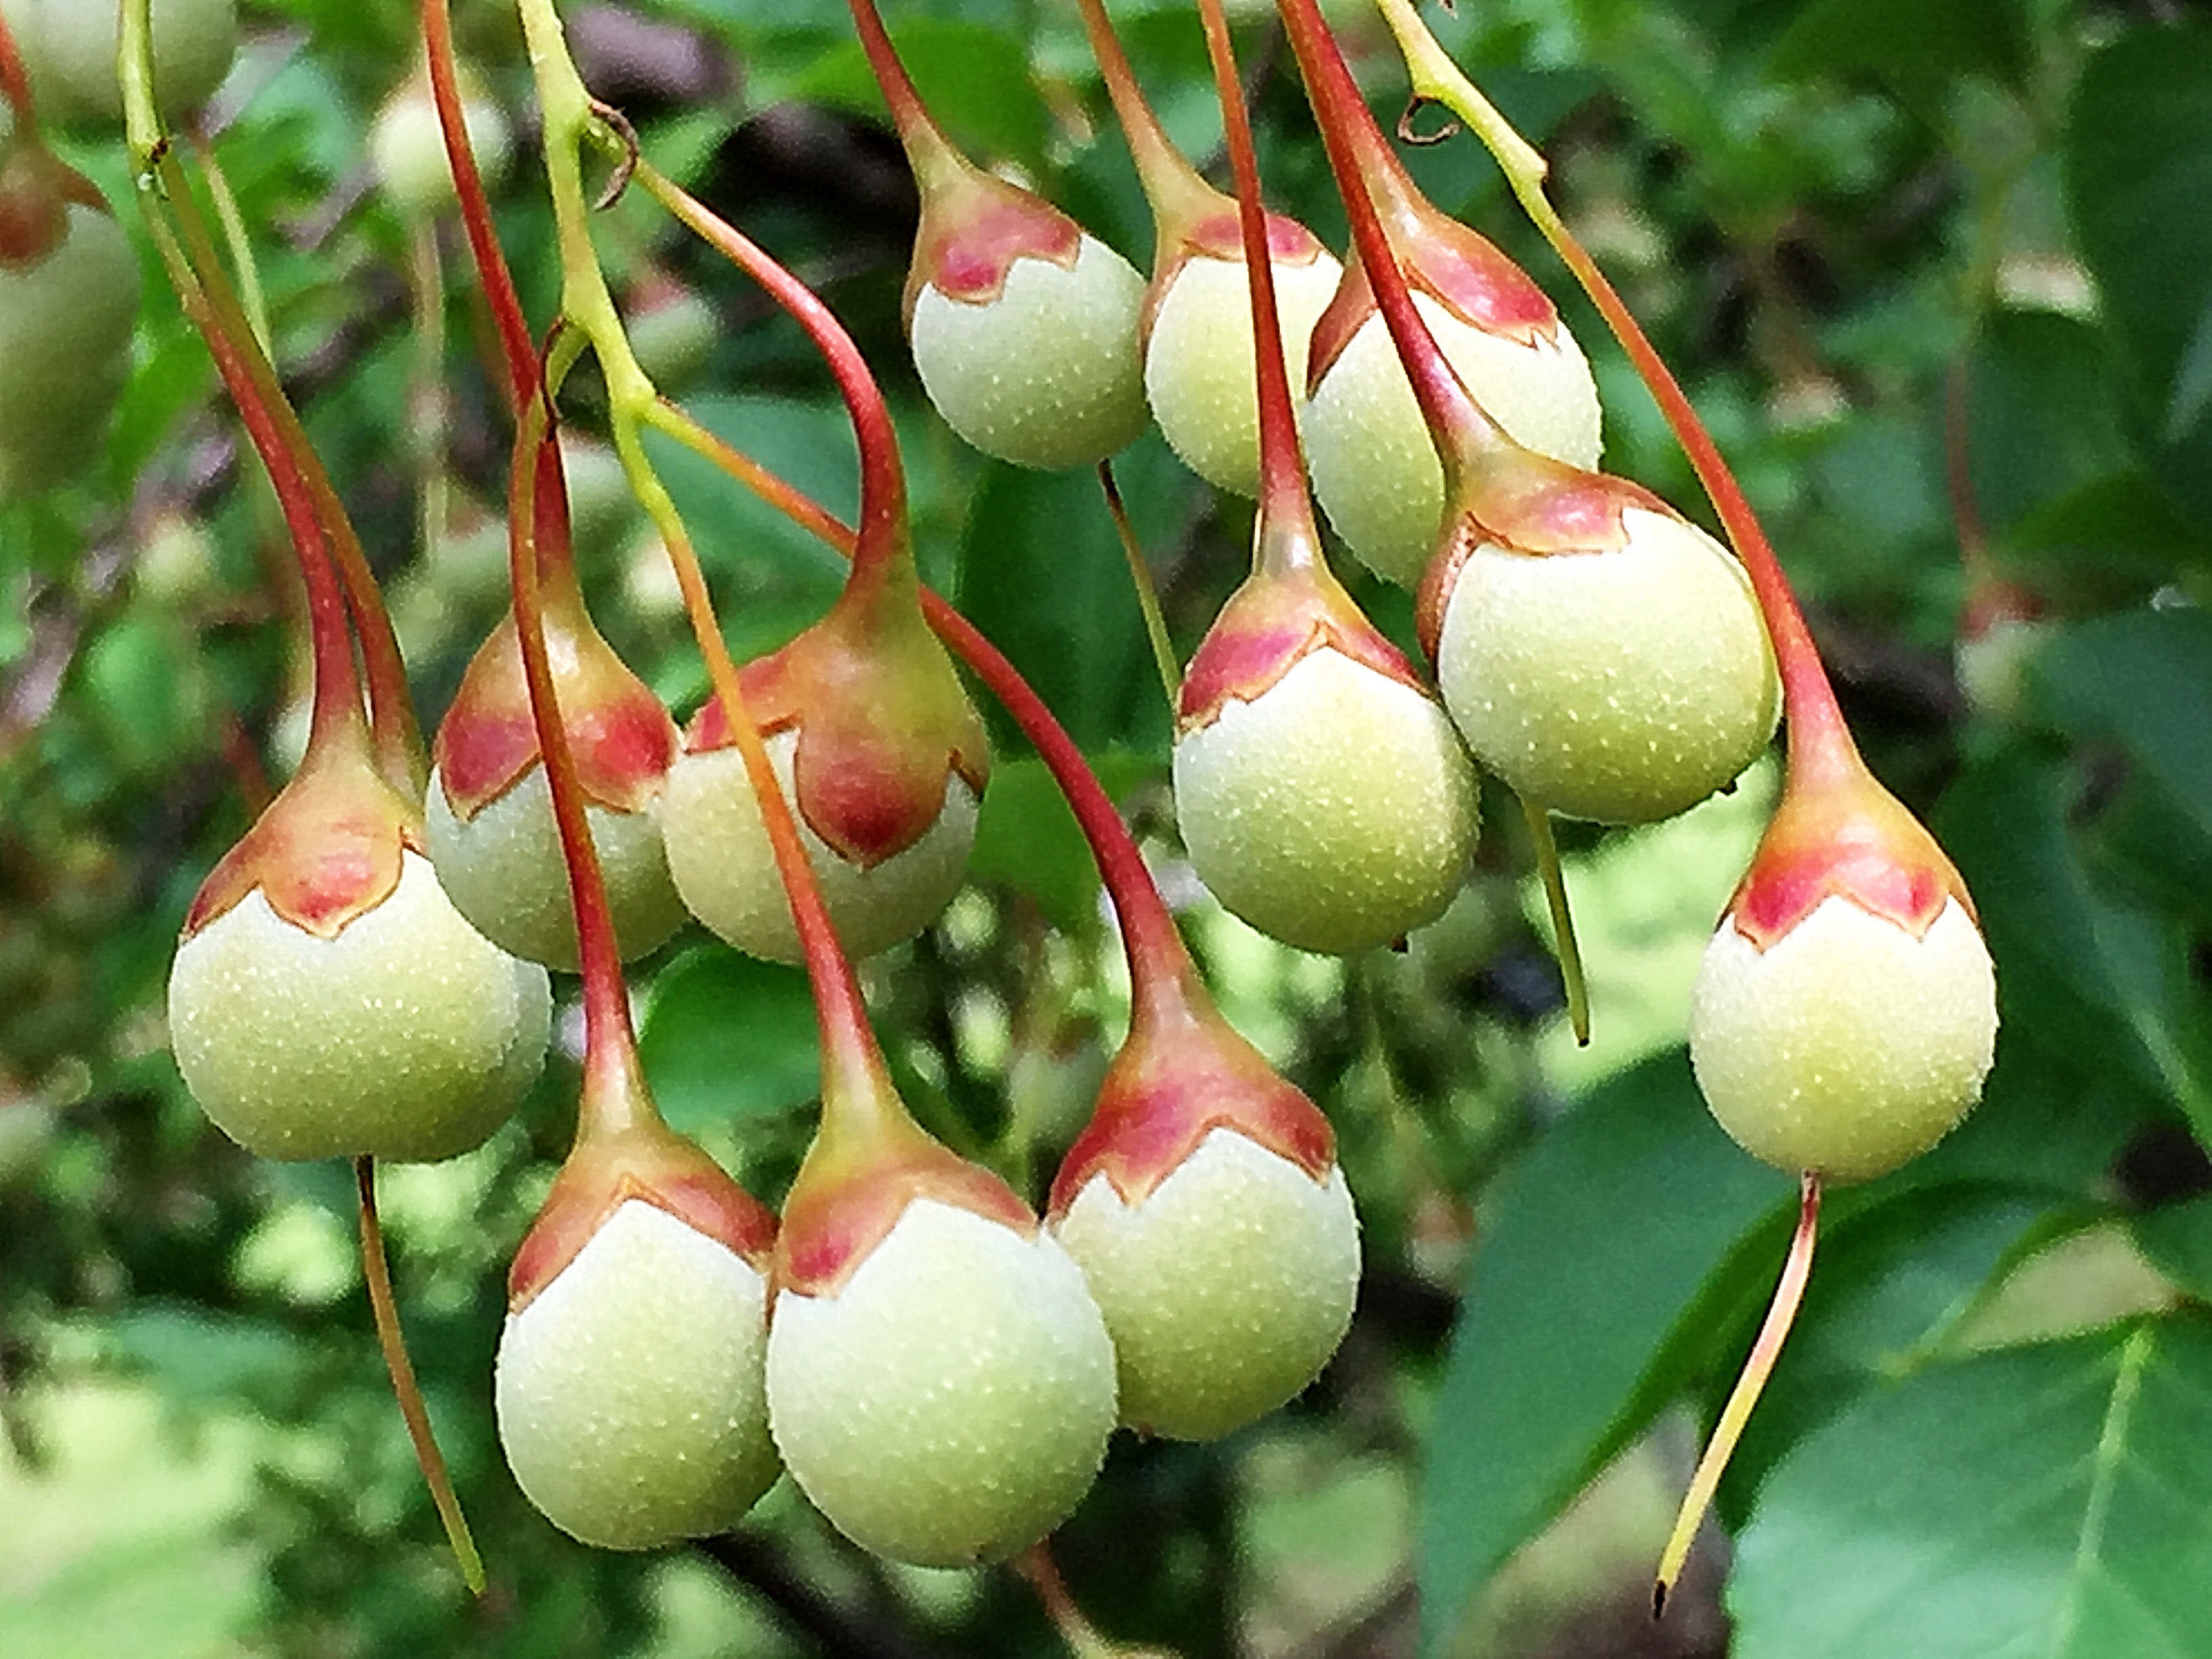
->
[[1053, 1126, 1358, 1440], [764, 1197, 1117, 1568], [495, 1198, 779, 1550], [909, 235, 1149, 471], [1174, 646, 1478, 954], [1689, 895, 1997, 1183], [660, 729, 979, 966], [425, 763, 688, 970], [1431, 507, 1780, 824], [1, 0, 237, 122], [167, 850, 551, 1162], [1305, 299, 1601, 586], [1144, 247, 1343, 497], [0, 199, 140, 499], [368, 66, 513, 220]]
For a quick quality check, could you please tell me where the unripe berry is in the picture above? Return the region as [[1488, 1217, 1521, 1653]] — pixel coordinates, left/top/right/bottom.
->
[[766, 1196, 1116, 1566], [1689, 895, 1997, 1182], [369, 64, 513, 221], [1306, 294, 1601, 588], [495, 1198, 779, 1549], [1, 0, 237, 123], [1428, 506, 1779, 824], [911, 232, 1149, 471], [661, 729, 978, 965], [1174, 646, 1477, 953], [1144, 242, 1343, 497], [167, 848, 551, 1162], [1055, 1126, 1357, 1440]]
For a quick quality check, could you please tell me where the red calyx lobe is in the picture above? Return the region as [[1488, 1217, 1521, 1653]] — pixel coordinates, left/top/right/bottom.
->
[[1305, 187, 1561, 390], [1139, 200, 1331, 351], [686, 575, 989, 870], [436, 575, 676, 823], [905, 161, 1083, 320], [1048, 979, 1336, 1218], [182, 737, 422, 942], [0, 142, 108, 268], [1725, 760, 1974, 950], [1413, 455, 1670, 661], [1179, 520, 1430, 732]]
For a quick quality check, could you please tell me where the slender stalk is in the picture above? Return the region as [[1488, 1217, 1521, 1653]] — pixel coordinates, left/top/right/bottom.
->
[[1365, 0, 1853, 777], [192, 136, 272, 357], [646, 399, 855, 554], [1069, 0, 1221, 226], [843, 0, 967, 188], [0, 5, 33, 131], [1519, 796, 1589, 1046], [1654, 1172, 1821, 1615], [1097, 460, 1180, 709], [356, 1158, 485, 1594], [1015, 1543, 1143, 1659], [409, 222, 452, 568]]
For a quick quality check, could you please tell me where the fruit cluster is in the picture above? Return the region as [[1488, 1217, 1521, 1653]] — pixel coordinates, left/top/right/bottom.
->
[[7, 0, 2001, 1612]]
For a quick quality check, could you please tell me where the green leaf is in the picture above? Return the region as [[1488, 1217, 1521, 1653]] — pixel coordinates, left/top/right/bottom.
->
[[637, 944, 821, 1134], [1418, 1051, 1793, 1656], [2030, 609, 2212, 849], [2131, 1196, 2212, 1306], [968, 749, 1164, 935], [1731, 1317, 2212, 1658], [2064, 22, 2212, 519], [1769, 0, 2029, 86]]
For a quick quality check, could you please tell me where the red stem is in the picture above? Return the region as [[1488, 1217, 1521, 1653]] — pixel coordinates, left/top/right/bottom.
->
[[422, 0, 535, 415], [1273, 0, 1502, 471], [636, 163, 910, 600], [0, 6, 36, 131], [1071, 0, 1218, 223], [844, 0, 964, 186], [508, 394, 639, 1102], [1197, 0, 1315, 537]]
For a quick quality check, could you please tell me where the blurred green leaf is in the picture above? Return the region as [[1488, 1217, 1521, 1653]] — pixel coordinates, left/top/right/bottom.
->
[[1771, 0, 2028, 87], [1418, 1051, 1792, 1656], [1732, 1317, 2212, 1658], [968, 749, 1164, 935], [637, 944, 820, 1134], [2132, 1196, 2212, 1306]]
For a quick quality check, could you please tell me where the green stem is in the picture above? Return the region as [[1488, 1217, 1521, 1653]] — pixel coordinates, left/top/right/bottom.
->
[[1097, 460, 1180, 710], [1520, 794, 1589, 1047], [192, 136, 273, 358]]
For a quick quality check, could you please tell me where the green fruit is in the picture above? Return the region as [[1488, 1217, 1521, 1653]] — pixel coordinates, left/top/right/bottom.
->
[[425, 763, 689, 971], [1174, 647, 1479, 954], [368, 66, 512, 221], [1052, 1126, 1359, 1441], [659, 732, 979, 966], [1143, 249, 1343, 497], [0, 201, 139, 499], [1305, 300, 1602, 586], [1, 0, 237, 123], [495, 1198, 779, 1550], [765, 1197, 1117, 1567], [167, 850, 551, 1162], [909, 234, 1148, 471], [1689, 896, 1998, 1183], [1433, 508, 1779, 824]]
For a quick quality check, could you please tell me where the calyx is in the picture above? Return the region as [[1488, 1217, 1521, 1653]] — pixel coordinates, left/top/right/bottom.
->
[[0, 138, 108, 268], [905, 156, 1083, 320]]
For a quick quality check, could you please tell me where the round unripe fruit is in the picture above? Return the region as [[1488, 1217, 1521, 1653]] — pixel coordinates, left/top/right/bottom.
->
[[1174, 649, 1479, 954], [1956, 615, 2051, 722], [1144, 249, 1343, 497], [1053, 1128, 1359, 1441], [369, 68, 513, 221], [1, 0, 237, 122], [0, 203, 140, 499], [1305, 300, 1602, 586], [660, 731, 978, 966], [1433, 508, 1779, 824], [495, 1199, 779, 1549], [167, 851, 552, 1162], [1689, 896, 1998, 1183], [766, 1198, 1116, 1567], [910, 236, 1148, 471], [425, 764, 688, 971]]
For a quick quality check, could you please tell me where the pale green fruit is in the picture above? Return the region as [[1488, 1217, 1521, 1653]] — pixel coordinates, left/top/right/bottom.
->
[[495, 1199, 779, 1549], [660, 731, 979, 966], [425, 764, 688, 972], [1955, 615, 2051, 721], [368, 70, 513, 221], [1, 0, 236, 121], [910, 235, 1148, 471], [0, 202, 139, 499], [1053, 1127, 1359, 1441], [1143, 249, 1343, 497], [766, 1198, 1116, 1567], [1174, 647, 1479, 955], [1305, 298, 1602, 586], [167, 850, 551, 1162], [1689, 896, 1997, 1183], [1433, 508, 1779, 824]]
